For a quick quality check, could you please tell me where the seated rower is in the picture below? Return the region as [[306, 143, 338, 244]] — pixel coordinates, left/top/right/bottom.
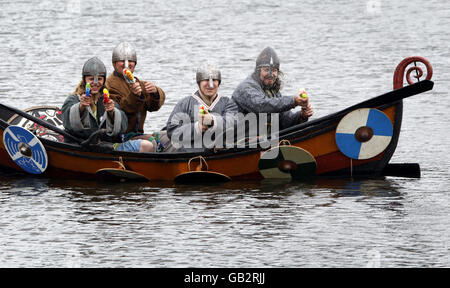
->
[[62, 57, 154, 152], [232, 47, 314, 133], [165, 63, 238, 152], [106, 42, 165, 148]]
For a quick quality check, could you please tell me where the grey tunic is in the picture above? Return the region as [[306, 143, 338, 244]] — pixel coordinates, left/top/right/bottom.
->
[[166, 91, 238, 152], [231, 74, 306, 130], [62, 94, 127, 143]]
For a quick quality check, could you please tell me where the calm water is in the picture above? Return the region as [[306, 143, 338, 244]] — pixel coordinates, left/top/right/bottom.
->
[[0, 0, 449, 267]]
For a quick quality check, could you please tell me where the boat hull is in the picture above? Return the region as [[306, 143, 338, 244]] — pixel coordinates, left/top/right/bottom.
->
[[0, 101, 403, 181]]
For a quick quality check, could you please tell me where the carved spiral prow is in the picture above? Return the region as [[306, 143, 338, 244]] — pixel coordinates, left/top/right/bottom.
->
[[393, 56, 433, 90]]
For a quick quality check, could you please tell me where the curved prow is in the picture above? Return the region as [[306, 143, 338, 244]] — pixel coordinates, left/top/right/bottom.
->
[[393, 56, 433, 90]]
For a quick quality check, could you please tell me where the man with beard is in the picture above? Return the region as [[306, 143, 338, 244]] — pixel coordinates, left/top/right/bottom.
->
[[232, 47, 313, 134]]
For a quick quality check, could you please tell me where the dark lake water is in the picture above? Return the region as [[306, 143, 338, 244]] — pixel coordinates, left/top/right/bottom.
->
[[0, 0, 448, 267]]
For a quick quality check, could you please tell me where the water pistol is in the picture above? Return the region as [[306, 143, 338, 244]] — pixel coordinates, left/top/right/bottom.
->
[[123, 68, 145, 100], [103, 88, 112, 104], [298, 88, 308, 99], [123, 68, 136, 84], [85, 83, 91, 97], [199, 106, 213, 126]]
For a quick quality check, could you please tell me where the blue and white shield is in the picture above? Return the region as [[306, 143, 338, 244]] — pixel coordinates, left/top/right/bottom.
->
[[3, 126, 48, 174], [335, 108, 393, 160]]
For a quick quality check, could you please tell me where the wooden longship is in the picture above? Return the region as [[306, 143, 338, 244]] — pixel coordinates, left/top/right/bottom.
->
[[0, 57, 434, 181]]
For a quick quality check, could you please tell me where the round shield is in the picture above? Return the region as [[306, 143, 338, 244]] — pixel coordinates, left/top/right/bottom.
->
[[7, 106, 65, 143], [3, 125, 48, 174], [96, 168, 150, 182], [258, 146, 317, 179], [335, 108, 393, 160]]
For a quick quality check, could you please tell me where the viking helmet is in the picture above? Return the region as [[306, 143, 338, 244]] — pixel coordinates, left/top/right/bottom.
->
[[196, 63, 221, 88], [82, 57, 107, 83], [256, 47, 280, 71], [112, 42, 137, 67]]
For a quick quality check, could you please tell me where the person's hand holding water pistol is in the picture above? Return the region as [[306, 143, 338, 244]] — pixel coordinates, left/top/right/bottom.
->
[[103, 88, 113, 105], [103, 88, 115, 118], [295, 88, 313, 120], [130, 82, 142, 97], [79, 83, 93, 113], [294, 88, 309, 107], [123, 68, 143, 98], [199, 106, 214, 132]]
